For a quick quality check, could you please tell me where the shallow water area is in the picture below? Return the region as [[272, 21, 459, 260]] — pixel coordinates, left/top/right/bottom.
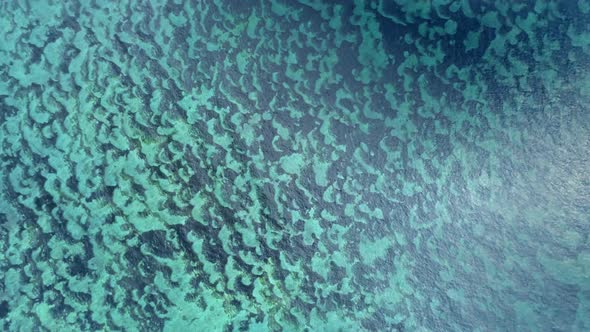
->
[[0, 0, 589, 331]]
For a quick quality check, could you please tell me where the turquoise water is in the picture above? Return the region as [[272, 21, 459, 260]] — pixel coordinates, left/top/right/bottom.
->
[[1, 0, 589, 331]]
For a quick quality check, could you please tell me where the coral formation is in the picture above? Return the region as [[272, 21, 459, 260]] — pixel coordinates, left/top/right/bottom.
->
[[0, 0, 589, 330]]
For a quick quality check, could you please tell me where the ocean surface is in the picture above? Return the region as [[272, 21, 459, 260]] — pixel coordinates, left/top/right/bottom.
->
[[1, 0, 589, 331]]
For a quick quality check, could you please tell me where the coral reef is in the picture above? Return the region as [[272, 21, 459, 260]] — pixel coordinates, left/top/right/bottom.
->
[[0, 0, 589, 330]]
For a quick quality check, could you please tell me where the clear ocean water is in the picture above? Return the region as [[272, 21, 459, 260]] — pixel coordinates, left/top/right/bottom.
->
[[1, 0, 589, 331]]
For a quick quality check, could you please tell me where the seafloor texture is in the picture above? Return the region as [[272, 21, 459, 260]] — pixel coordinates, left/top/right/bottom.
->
[[0, 0, 589, 331]]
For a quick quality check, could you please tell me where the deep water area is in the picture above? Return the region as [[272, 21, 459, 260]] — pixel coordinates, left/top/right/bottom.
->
[[1, 0, 590, 331]]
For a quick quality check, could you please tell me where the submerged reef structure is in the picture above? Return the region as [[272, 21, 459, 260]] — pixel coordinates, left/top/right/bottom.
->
[[1, 0, 590, 331]]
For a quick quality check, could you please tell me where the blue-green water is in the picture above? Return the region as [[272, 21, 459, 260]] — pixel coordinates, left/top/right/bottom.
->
[[1, 0, 589, 331]]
